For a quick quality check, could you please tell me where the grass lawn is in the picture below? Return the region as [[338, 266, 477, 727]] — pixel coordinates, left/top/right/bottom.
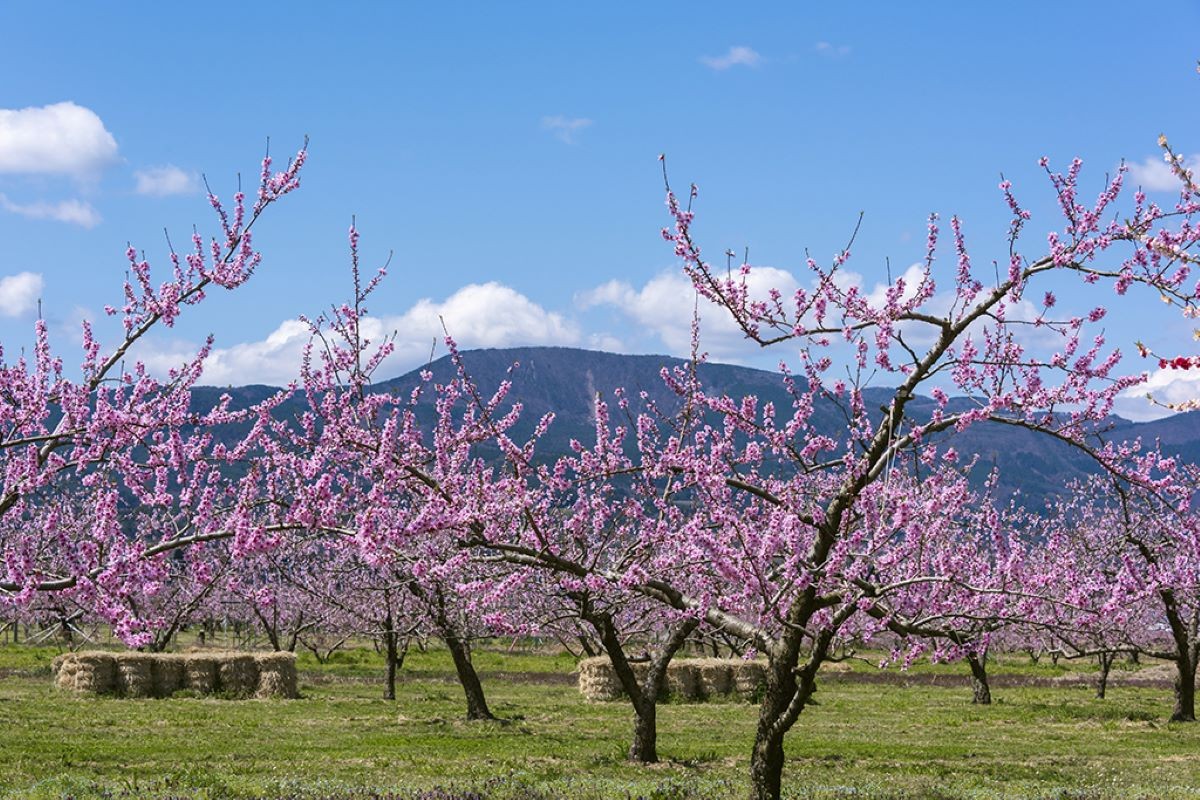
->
[[1, 643, 1199, 799]]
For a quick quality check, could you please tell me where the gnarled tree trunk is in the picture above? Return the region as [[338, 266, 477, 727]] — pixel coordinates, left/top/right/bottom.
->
[[445, 632, 494, 720], [966, 652, 991, 705], [586, 607, 699, 763]]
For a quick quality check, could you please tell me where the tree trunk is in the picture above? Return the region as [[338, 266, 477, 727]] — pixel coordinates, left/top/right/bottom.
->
[[748, 654, 808, 800], [586, 610, 698, 764], [629, 699, 658, 763], [445, 634, 494, 720], [749, 716, 788, 800], [1096, 651, 1115, 699], [383, 608, 399, 701], [967, 653, 991, 705], [1172, 656, 1197, 722], [381, 608, 409, 702]]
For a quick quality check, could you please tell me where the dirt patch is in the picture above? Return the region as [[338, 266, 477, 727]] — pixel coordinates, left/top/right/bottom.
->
[[820, 669, 1176, 689]]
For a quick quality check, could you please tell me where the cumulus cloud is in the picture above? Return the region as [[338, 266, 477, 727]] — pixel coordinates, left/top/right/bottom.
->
[[577, 266, 799, 359], [541, 116, 592, 144], [134, 164, 197, 197], [391, 282, 578, 353], [579, 262, 1072, 365], [1114, 367, 1200, 422], [0, 102, 118, 178], [135, 282, 580, 386], [699, 46, 762, 71], [814, 41, 851, 58], [0, 271, 43, 317], [0, 193, 101, 227], [1127, 153, 1200, 192]]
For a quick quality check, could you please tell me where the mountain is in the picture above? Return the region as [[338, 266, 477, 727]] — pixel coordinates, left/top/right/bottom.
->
[[191, 346, 1200, 510]]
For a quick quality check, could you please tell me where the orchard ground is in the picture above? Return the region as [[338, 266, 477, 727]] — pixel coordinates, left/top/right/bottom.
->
[[2, 642, 1200, 799]]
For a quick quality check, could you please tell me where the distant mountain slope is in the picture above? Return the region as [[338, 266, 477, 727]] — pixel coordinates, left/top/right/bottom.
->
[[192, 346, 1200, 510]]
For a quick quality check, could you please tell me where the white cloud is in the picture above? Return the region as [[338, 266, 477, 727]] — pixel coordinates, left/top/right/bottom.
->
[[134, 164, 197, 197], [577, 267, 799, 359], [1114, 367, 1200, 422], [541, 116, 592, 144], [1127, 153, 1200, 192], [135, 282, 581, 386], [861, 263, 927, 309], [814, 41, 851, 58], [587, 332, 626, 353], [579, 263, 1073, 365], [392, 282, 578, 354], [0, 102, 118, 178], [700, 46, 762, 71], [0, 193, 100, 227], [0, 271, 43, 317]]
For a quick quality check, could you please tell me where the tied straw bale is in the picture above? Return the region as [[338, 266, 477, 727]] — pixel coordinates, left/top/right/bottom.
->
[[217, 654, 258, 698], [54, 652, 116, 694], [255, 652, 299, 699], [183, 656, 219, 694], [114, 653, 155, 698]]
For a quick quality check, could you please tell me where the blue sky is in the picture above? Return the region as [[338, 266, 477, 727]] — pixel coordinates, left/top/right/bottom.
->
[[1, 2, 1198, 418]]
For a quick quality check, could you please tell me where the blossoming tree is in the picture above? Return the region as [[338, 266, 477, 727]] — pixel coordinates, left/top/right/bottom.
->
[[0, 145, 306, 645]]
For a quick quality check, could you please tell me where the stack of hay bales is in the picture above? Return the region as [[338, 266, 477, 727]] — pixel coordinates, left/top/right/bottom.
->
[[577, 656, 766, 703], [51, 651, 299, 699]]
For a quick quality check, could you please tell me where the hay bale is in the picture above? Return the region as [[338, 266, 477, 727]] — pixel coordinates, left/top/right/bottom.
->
[[217, 654, 259, 697], [183, 655, 218, 693], [254, 652, 298, 699], [114, 653, 155, 698], [665, 661, 703, 700], [696, 659, 734, 696], [733, 660, 767, 699], [578, 656, 624, 702], [151, 654, 185, 697], [56, 652, 117, 694]]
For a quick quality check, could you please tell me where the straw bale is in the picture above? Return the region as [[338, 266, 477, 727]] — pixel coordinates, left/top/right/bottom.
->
[[151, 654, 185, 697], [53, 654, 79, 691], [217, 653, 259, 697], [53, 652, 117, 694], [253, 652, 298, 699], [183, 655, 218, 693], [733, 660, 767, 698], [114, 653, 155, 698], [74, 653, 117, 694], [665, 661, 703, 700], [577, 656, 624, 702], [696, 659, 734, 696]]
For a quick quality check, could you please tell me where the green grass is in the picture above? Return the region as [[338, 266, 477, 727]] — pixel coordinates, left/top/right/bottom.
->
[[2, 642, 1199, 799]]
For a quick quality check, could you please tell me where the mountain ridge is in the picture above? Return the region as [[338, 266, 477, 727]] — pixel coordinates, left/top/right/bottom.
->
[[191, 346, 1200, 510]]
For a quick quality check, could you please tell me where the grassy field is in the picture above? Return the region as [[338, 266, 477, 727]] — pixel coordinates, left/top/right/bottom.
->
[[2, 642, 1199, 799]]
